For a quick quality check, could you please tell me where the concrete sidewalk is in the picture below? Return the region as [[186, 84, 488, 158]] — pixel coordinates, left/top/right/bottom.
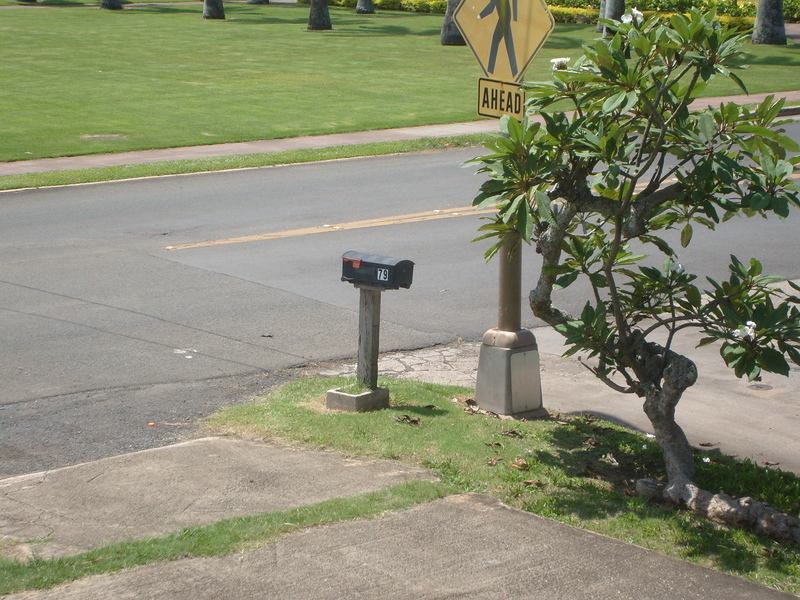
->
[[2, 90, 800, 178], [1, 322, 798, 598], [4, 493, 797, 599]]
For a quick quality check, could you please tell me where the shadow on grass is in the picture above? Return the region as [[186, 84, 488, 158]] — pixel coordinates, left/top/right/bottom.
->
[[734, 52, 800, 67], [386, 404, 448, 417], [534, 413, 800, 578], [540, 25, 596, 50], [17, 0, 90, 4], [232, 14, 441, 35], [531, 414, 665, 517]]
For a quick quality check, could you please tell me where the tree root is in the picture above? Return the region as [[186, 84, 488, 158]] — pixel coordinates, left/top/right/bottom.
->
[[637, 477, 800, 545]]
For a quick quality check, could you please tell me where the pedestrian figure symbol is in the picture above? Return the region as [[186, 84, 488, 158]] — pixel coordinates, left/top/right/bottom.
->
[[453, 0, 554, 86], [478, 0, 518, 78]]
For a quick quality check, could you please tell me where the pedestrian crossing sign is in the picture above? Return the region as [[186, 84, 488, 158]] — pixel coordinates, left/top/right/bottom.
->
[[453, 0, 554, 84]]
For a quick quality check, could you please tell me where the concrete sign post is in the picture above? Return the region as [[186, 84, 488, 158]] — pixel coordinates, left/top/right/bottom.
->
[[474, 236, 546, 417], [455, 0, 551, 415]]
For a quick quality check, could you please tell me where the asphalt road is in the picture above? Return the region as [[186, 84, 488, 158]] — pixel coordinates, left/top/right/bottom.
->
[[2, 129, 799, 476]]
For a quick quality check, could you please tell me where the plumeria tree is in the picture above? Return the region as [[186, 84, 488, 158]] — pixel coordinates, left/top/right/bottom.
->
[[469, 9, 800, 542]]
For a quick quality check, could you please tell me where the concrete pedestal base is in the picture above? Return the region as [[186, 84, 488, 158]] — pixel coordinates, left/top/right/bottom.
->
[[475, 329, 547, 418], [326, 387, 390, 412]]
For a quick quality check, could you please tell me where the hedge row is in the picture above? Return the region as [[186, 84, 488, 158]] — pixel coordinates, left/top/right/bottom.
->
[[551, 0, 799, 22], [549, 6, 755, 28], [305, 0, 449, 12], [298, 0, 798, 23]]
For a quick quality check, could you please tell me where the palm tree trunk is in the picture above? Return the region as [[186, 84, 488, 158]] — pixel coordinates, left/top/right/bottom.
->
[[308, 0, 332, 30], [752, 0, 787, 44], [441, 0, 466, 45], [203, 0, 225, 19]]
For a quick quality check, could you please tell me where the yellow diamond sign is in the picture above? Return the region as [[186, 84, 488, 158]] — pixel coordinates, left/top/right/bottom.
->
[[454, 0, 554, 84]]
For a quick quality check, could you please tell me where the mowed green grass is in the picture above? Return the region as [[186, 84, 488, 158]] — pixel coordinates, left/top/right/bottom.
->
[[1, 4, 798, 162], [0, 4, 485, 161]]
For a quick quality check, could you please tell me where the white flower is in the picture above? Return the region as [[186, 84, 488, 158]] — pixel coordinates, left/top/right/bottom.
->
[[642, 444, 648, 450], [666, 260, 684, 275], [550, 57, 570, 70], [702, 457, 711, 463], [733, 321, 757, 341], [621, 7, 643, 23]]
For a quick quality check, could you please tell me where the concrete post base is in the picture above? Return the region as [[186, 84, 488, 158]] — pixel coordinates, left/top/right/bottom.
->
[[474, 329, 547, 418], [326, 387, 390, 412]]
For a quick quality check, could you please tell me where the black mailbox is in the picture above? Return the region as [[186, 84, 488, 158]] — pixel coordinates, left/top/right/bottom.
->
[[341, 251, 414, 290]]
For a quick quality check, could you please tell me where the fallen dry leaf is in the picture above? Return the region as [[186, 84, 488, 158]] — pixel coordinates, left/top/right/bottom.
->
[[485, 441, 505, 450], [500, 429, 524, 438], [486, 457, 503, 466], [600, 453, 619, 467], [523, 479, 545, 488], [394, 415, 420, 426], [510, 456, 529, 471]]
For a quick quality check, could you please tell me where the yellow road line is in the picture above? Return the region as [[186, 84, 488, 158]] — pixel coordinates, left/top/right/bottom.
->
[[167, 173, 800, 251], [166, 206, 496, 251]]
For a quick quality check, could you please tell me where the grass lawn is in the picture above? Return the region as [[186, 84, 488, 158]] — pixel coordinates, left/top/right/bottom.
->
[[2, 3, 799, 162]]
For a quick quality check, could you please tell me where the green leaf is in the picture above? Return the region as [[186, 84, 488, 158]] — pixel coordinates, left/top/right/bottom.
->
[[602, 91, 628, 115], [759, 346, 790, 376], [685, 285, 702, 308], [534, 190, 557, 227], [680, 223, 693, 248], [554, 271, 580, 290], [517, 200, 533, 243]]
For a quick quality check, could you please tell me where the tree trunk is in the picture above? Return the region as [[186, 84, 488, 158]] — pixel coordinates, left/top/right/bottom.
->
[[664, 483, 800, 544], [203, 0, 225, 19], [441, 0, 466, 46], [308, 0, 332, 30], [752, 0, 787, 45], [602, 0, 624, 37], [356, 0, 374, 14], [595, 0, 606, 33], [99, 0, 123, 9], [641, 352, 697, 486], [636, 349, 800, 545]]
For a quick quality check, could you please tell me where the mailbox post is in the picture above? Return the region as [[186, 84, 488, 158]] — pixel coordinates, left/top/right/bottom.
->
[[326, 251, 414, 412]]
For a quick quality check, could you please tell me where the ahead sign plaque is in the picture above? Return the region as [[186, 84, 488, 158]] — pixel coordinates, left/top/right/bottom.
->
[[478, 78, 524, 120]]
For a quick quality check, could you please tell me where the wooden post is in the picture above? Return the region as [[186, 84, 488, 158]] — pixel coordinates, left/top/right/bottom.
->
[[357, 287, 382, 390]]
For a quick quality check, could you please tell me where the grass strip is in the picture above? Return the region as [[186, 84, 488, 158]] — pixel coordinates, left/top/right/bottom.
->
[[0, 479, 453, 595], [205, 376, 800, 594], [0, 135, 492, 191]]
